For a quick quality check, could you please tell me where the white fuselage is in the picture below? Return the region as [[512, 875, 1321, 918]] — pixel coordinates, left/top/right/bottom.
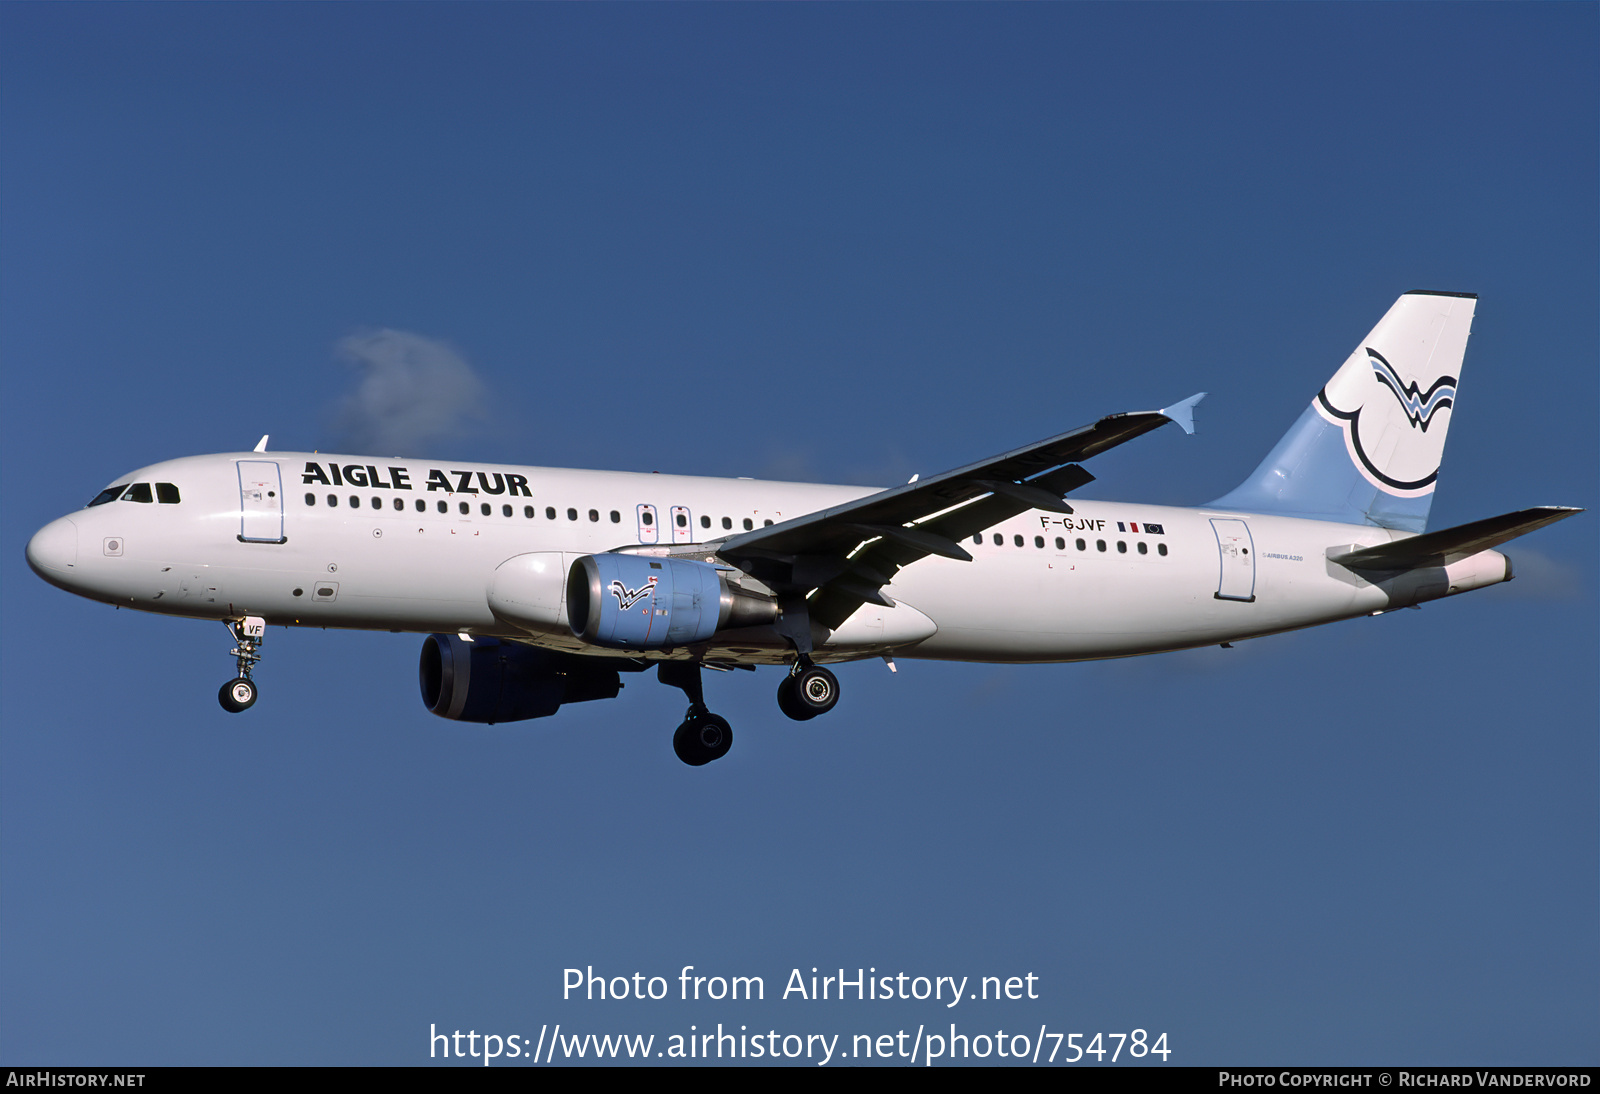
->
[[26, 452, 1512, 666]]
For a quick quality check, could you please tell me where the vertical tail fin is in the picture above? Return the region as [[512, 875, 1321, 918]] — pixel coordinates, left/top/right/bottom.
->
[[1209, 290, 1476, 532]]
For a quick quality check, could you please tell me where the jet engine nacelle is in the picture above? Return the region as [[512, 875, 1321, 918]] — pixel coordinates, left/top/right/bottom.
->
[[566, 554, 778, 651], [418, 633, 625, 723]]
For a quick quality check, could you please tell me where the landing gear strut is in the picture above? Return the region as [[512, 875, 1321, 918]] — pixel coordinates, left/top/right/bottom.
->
[[218, 617, 265, 713], [771, 595, 841, 721], [659, 661, 733, 766], [776, 657, 840, 721]]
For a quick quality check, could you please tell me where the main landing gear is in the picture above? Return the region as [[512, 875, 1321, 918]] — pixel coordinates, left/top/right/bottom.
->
[[776, 659, 839, 721], [659, 662, 733, 766], [673, 711, 733, 767], [218, 617, 266, 713], [656, 656, 844, 766]]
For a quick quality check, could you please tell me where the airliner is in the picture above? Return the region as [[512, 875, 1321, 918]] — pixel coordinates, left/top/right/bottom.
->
[[26, 291, 1580, 764]]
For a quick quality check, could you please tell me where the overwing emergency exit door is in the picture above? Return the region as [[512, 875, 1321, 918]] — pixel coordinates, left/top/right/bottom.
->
[[669, 506, 693, 543], [636, 503, 659, 544]]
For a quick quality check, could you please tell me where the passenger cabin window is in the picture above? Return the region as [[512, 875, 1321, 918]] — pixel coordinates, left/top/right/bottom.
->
[[701, 516, 711, 529], [742, 518, 753, 531], [88, 485, 128, 507], [155, 482, 181, 504], [568, 508, 579, 521], [437, 501, 448, 514], [328, 494, 339, 507], [546, 507, 557, 520], [459, 502, 469, 515], [480, 503, 491, 516], [612, 511, 622, 524], [589, 509, 599, 522], [305, 493, 317, 506], [722, 517, 732, 530], [525, 506, 535, 518], [502, 504, 512, 517], [122, 483, 153, 503], [1157, 543, 1168, 556]]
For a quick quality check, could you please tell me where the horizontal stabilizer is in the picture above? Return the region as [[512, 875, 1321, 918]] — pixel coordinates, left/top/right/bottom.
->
[[1329, 506, 1582, 571]]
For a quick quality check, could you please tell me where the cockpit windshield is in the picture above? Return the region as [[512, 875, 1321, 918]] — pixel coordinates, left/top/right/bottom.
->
[[85, 482, 181, 508]]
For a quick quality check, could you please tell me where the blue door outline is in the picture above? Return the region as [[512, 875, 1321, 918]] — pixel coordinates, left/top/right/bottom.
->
[[1210, 518, 1256, 602], [237, 461, 286, 544]]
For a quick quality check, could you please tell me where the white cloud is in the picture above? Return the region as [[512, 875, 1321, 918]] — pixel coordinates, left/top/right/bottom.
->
[[332, 329, 486, 456]]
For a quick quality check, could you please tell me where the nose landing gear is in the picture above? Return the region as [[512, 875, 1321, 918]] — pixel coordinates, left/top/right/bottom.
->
[[218, 617, 265, 713]]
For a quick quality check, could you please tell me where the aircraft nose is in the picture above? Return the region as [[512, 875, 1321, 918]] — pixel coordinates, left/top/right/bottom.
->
[[26, 516, 79, 577]]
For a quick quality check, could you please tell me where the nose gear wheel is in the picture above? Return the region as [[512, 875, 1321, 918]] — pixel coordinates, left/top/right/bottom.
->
[[218, 618, 265, 714], [219, 677, 257, 712]]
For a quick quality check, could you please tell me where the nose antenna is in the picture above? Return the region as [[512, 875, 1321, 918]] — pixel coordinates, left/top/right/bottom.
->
[[253, 435, 270, 452]]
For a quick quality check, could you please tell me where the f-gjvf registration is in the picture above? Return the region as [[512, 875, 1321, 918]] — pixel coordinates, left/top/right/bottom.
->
[[27, 292, 1580, 765]]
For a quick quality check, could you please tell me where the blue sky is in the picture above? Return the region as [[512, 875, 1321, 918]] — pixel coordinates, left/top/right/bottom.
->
[[2, 4, 1594, 1066]]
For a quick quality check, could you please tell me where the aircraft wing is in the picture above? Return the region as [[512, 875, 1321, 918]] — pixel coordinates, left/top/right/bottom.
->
[[716, 395, 1204, 631]]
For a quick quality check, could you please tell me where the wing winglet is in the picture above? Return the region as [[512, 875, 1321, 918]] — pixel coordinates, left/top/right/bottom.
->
[[1158, 393, 1206, 436]]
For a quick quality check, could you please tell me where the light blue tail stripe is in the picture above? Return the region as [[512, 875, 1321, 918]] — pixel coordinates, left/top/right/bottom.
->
[[1208, 403, 1433, 533]]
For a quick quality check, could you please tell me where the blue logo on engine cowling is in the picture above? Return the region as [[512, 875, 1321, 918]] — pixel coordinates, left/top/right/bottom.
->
[[609, 577, 656, 611], [581, 554, 723, 650]]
